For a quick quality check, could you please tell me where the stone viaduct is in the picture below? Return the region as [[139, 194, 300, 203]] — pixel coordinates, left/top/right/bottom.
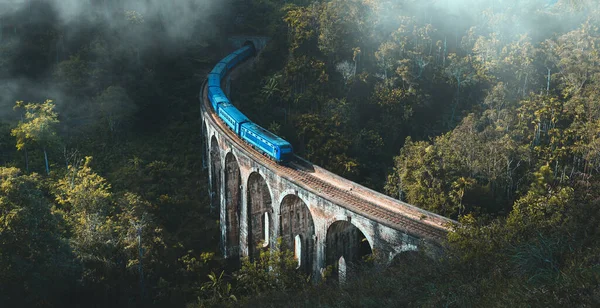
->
[[200, 37, 456, 281]]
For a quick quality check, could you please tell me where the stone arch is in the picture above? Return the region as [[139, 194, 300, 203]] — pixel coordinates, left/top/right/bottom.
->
[[325, 220, 372, 282], [246, 171, 273, 261], [224, 152, 241, 261], [389, 250, 420, 268], [210, 136, 221, 217], [279, 194, 315, 274]]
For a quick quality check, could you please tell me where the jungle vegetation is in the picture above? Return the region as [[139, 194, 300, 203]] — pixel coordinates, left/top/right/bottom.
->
[[1, 0, 599, 307]]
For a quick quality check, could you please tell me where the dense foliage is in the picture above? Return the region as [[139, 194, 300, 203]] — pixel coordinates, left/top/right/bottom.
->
[[1, 0, 600, 307], [0, 1, 227, 306], [233, 0, 600, 306]]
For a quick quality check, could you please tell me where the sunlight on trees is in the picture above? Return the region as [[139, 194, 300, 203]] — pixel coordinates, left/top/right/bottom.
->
[[11, 100, 60, 174]]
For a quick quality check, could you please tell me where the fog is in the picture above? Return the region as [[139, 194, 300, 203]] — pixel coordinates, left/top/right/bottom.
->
[[1, 0, 598, 121], [0, 0, 227, 121], [47, 0, 223, 41], [368, 0, 599, 45]]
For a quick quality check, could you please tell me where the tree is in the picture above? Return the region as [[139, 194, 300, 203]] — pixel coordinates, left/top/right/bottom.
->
[[125, 10, 145, 65], [317, 0, 368, 61], [451, 177, 476, 216], [283, 4, 319, 54], [11, 100, 60, 175], [0, 167, 76, 306], [445, 53, 477, 127], [54, 55, 90, 97], [93, 86, 138, 135], [115, 192, 165, 302], [234, 240, 310, 297], [53, 156, 118, 296], [544, 21, 600, 98]]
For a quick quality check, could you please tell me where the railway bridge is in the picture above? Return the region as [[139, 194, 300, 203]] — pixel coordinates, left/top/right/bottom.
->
[[200, 38, 456, 281]]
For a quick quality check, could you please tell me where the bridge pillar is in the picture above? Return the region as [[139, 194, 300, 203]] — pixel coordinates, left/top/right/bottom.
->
[[208, 136, 218, 215], [271, 189, 281, 248], [315, 230, 327, 281], [219, 162, 227, 257], [239, 170, 250, 259]]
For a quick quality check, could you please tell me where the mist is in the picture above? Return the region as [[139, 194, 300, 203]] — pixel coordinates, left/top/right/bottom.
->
[[0, 0, 228, 122], [366, 0, 599, 51]]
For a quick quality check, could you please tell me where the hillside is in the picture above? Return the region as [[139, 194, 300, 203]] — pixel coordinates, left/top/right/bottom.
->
[[1, 0, 599, 307]]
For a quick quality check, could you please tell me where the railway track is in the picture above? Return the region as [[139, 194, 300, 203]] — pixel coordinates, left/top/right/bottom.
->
[[202, 61, 455, 243]]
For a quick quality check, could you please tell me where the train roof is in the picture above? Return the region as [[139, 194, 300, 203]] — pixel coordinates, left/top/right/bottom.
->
[[219, 104, 250, 123], [212, 95, 229, 104], [232, 45, 252, 55], [211, 63, 226, 74], [219, 53, 237, 64], [208, 74, 221, 87], [208, 87, 229, 102], [242, 122, 292, 148], [208, 86, 226, 96]]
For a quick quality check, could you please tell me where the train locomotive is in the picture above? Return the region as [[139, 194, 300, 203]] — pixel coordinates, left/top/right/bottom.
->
[[206, 43, 294, 164]]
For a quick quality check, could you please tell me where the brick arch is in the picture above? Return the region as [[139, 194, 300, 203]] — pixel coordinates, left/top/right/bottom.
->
[[325, 220, 373, 282], [279, 194, 315, 274], [224, 152, 242, 261], [246, 171, 274, 261]]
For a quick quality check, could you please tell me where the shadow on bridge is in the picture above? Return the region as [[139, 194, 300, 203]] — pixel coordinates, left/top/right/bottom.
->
[[326, 220, 372, 283], [291, 157, 315, 173], [280, 194, 315, 275]]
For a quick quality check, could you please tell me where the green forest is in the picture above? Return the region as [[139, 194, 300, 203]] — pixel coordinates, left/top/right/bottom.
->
[[1, 0, 599, 306]]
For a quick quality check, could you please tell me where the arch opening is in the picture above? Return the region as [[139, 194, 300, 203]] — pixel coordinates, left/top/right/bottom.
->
[[279, 194, 315, 274], [224, 152, 241, 261], [210, 136, 221, 217], [263, 212, 270, 247], [246, 172, 273, 261], [294, 235, 302, 269], [338, 256, 347, 285], [325, 220, 372, 282]]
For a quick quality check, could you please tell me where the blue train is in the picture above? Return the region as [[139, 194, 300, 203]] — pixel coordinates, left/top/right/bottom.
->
[[207, 44, 294, 164]]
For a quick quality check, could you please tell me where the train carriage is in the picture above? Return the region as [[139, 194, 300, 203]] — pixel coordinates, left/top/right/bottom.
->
[[233, 45, 254, 60], [208, 86, 227, 101], [211, 62, 227, 78], [218, 103, 250, 134], [206, 43, 294, 164], [208, 73, 221, 88], [208, 86, 229, 111], [240, 122, 293, 163], [220, 53, 240, 70]]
